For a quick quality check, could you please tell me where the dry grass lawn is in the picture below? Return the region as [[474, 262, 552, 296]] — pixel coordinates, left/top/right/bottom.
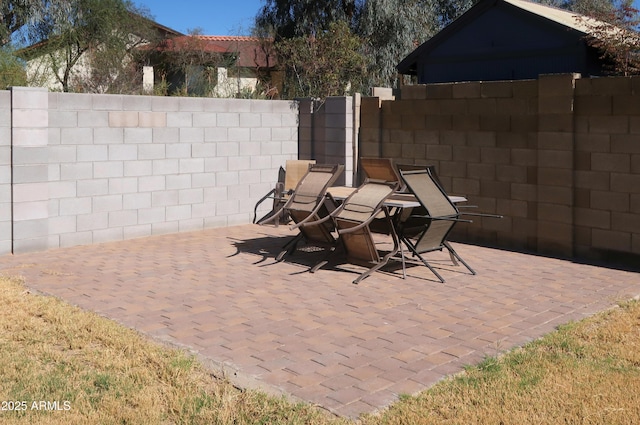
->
[[0, 276, 345, 425], [360, 297, 640, 425], [1, 274, 639, 424]]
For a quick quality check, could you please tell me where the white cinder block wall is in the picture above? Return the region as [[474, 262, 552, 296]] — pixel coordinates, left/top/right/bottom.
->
[[0, 90, 12, 254], [10, 87, 50, 253], [5, 87, 299, 254]]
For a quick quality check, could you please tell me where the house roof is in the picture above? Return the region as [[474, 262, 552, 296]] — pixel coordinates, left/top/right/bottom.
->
[[194, 36, 276, 68], [143, 18, 184, 38], [17, 13, 183, 58], [153, 36, 228, 54], [501, 0, 598, 33], [148, 35, 276, 69], [397, 0, 605, 75]]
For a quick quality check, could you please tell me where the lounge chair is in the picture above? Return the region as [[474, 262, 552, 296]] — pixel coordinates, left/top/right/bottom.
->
[[253, 159, 316, 225], [396, 163, 443, 192], [360, 157, 406, 232], [360, 157, 401, 185], [270, 163, 344, 263], [306, 179, 400, 284], [398, 168, 501, 283], [396, 162, 471, 218]]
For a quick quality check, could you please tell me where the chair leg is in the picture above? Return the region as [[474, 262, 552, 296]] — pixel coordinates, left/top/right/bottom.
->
[[276, 235, 302, 262], [309, 245, 338, 273], [275, 249, 289, 262], [444, 241, 476, 275], [401, 238, 446, 283], [310, 260, 327, 273], [448, 249, 459, 266], [352, 244, 400, 284], [417, 256, 446, 283], [353, 263, 385, 284], [399, 246, 407, 280]]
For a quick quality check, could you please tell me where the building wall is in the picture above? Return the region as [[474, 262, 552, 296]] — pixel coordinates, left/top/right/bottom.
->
[[360, 74, 640, 265], [3, 87, 299, 254], [213, 67, 259, 98]]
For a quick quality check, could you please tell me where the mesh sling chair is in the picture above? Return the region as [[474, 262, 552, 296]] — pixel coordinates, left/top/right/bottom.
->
[[398, 168, 501, 283], [253, 159, 316, 226], [265, 163, 345, 263], [360, 157, 406, 234], [304, 179, 401, 284], [396, 163, 444, 192], [360, 157, 401, 185]]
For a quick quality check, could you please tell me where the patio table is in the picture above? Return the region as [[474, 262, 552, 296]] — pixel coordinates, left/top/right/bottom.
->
[[327, 186, 467, 206], [326, 185, 471, 278]]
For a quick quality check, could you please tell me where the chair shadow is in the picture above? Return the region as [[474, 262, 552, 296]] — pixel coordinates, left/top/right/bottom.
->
[[227, 234, 354, 274], [227, 233, 458, 284], [226, 234, 290, 265], [227, 234, 333, 271]]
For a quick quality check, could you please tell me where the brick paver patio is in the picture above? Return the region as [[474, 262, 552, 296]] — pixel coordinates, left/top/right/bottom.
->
[[0, 224, 638, 418]]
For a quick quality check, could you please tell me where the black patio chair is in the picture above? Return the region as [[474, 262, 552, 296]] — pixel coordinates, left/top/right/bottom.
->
[[304, 179, 401, 283], [398, 168, 502, 282], [268, 163, 345, 264], [253, 159, 316, 226]]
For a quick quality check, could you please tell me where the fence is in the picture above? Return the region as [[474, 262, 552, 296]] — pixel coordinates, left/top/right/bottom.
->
[[360, 73, 640, 266], [3, 74, 638, 268], [1, 87, 301, 254]]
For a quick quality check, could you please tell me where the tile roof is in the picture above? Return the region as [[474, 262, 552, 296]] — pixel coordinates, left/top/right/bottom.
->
[[195, 35, 276, 68], [152, 35, 276, 68]]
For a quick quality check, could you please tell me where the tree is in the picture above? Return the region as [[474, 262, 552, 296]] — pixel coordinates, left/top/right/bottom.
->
[[275, 20, 369, 99], [256, 0, 360, 39], [576, 0, 640, 75], [358, 0, 441, 88], [0, 45, 27, 87], [149, 31, 228, 97], [0, 0, 43, 46], [255, 0, 474, 96], [20, 0, 158, 92]]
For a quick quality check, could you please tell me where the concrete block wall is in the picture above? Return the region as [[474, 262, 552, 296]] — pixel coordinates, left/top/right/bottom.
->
[[360, 74, 640, 265], [298, 97, 355, 186], [362, 79, 538, 251], [11, 87, 50, 253], [574, 76, 640, 261], [536, 74, 577, 258], [4, 88, 298, 254], [0, 90, 11, 254]]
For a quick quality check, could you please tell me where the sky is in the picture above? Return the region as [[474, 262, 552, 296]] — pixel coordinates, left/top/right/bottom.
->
[[134, 0, 265, 36], [135, 0, 640, 36]]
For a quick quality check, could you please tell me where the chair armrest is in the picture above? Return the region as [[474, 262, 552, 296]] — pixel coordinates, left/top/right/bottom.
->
[[298, 213, 333, 229], [290, 194, 335, 230], [253, 188, 276, 223], [337, 209, 385, 235], [337, 220, 371, 235]]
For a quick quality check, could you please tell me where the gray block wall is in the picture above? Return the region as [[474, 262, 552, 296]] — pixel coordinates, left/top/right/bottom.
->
[[0, 90, 11, 254], [5, 88, 299, 254], [298, 96, 355, 186], [11, 87, 50, 253]]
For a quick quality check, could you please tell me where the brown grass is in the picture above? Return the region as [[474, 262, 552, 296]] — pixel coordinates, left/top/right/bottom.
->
[[1, 274, 639, 424], [360, 298, 640, 424], [0, 276, 346, 425]]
